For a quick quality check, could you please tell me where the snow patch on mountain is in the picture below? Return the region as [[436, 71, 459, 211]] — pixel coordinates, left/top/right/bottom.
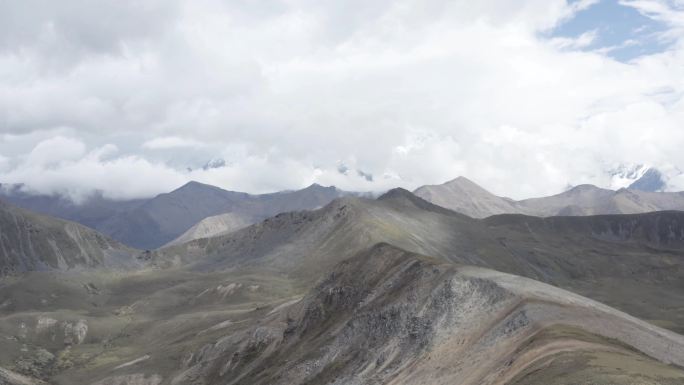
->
[[609, 164, 652, 190], [608, 163, 682, 192]]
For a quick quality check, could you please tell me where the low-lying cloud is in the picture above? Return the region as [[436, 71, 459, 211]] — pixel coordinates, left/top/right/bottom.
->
[[2, 0, 684, 201]]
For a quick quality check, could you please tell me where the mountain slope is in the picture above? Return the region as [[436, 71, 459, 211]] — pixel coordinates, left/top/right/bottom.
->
[[163, 212, 253, 247], [629, 168, 667, 191], [2, 191, 684, 384], [157, 189, 684, 332], [0, 200, 138, 276], [172, 244, 684, 385], [96, 181, 254, 250]]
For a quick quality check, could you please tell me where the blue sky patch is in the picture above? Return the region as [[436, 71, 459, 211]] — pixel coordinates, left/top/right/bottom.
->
[[551, 0, 671, 61]]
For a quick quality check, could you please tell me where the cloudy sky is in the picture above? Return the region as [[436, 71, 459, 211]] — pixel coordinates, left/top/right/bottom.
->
[[2, 0, 684, 201]]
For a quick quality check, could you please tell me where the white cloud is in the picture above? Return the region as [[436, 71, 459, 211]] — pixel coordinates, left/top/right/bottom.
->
[[1, 0, 684, 200], [142, 136, 207, 150], [621, 0, 684, 41], [25, 136, 86, 167], [550, 29, 598, 49], [0, 154, 9, 172], [4, 140, 187, 202]]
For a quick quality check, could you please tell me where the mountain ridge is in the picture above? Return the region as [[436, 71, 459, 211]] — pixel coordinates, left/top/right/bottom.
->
[[415, 176, 684, 218], [153, 190, 684, 334], [2, 189, 684, 383], [172, 243, 684, 384]]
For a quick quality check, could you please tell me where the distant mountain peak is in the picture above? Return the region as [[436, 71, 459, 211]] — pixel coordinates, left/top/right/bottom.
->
[[304, 182, 334, 190], [378, 187, 414, 201], [178, 180, 209, 188], [628, 168, 666, 192], [564, 184, 605, 193], [378, 188, 461, 216], [445, 176, 476, 185], [412, 176, 496, 197], [438, 176, 497, 195], [174, 180, 226, 193], [275, 183, 339, 196], [411, 176, 521, 218], [608, 163, 679, 192], [378, 188, 432, 208]]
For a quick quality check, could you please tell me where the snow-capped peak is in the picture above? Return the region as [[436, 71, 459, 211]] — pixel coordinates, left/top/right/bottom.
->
[[608, 163, 683, 192], [608, 164, 652, 190]]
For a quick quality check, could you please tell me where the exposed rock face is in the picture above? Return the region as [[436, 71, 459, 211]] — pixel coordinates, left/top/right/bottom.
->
[[28, 316, 88, 349], [172, 245, 684, 385], [63, 319, 88, 345], [35, 317, 57, 334]]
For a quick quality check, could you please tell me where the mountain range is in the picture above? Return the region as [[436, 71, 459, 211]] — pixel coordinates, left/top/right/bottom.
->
[[6, 173, 684, 251], [1, 179, 684, 384], [0, 182, 360, 250], [414, 176, 684, 218]]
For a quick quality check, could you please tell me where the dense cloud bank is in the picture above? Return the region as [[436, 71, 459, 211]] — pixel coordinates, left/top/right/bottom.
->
[[2, 0, 684, 200]]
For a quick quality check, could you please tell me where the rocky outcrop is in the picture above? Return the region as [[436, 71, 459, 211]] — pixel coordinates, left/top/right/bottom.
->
[[31, 316, 88, 347], [63, 319, 88, 345]]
